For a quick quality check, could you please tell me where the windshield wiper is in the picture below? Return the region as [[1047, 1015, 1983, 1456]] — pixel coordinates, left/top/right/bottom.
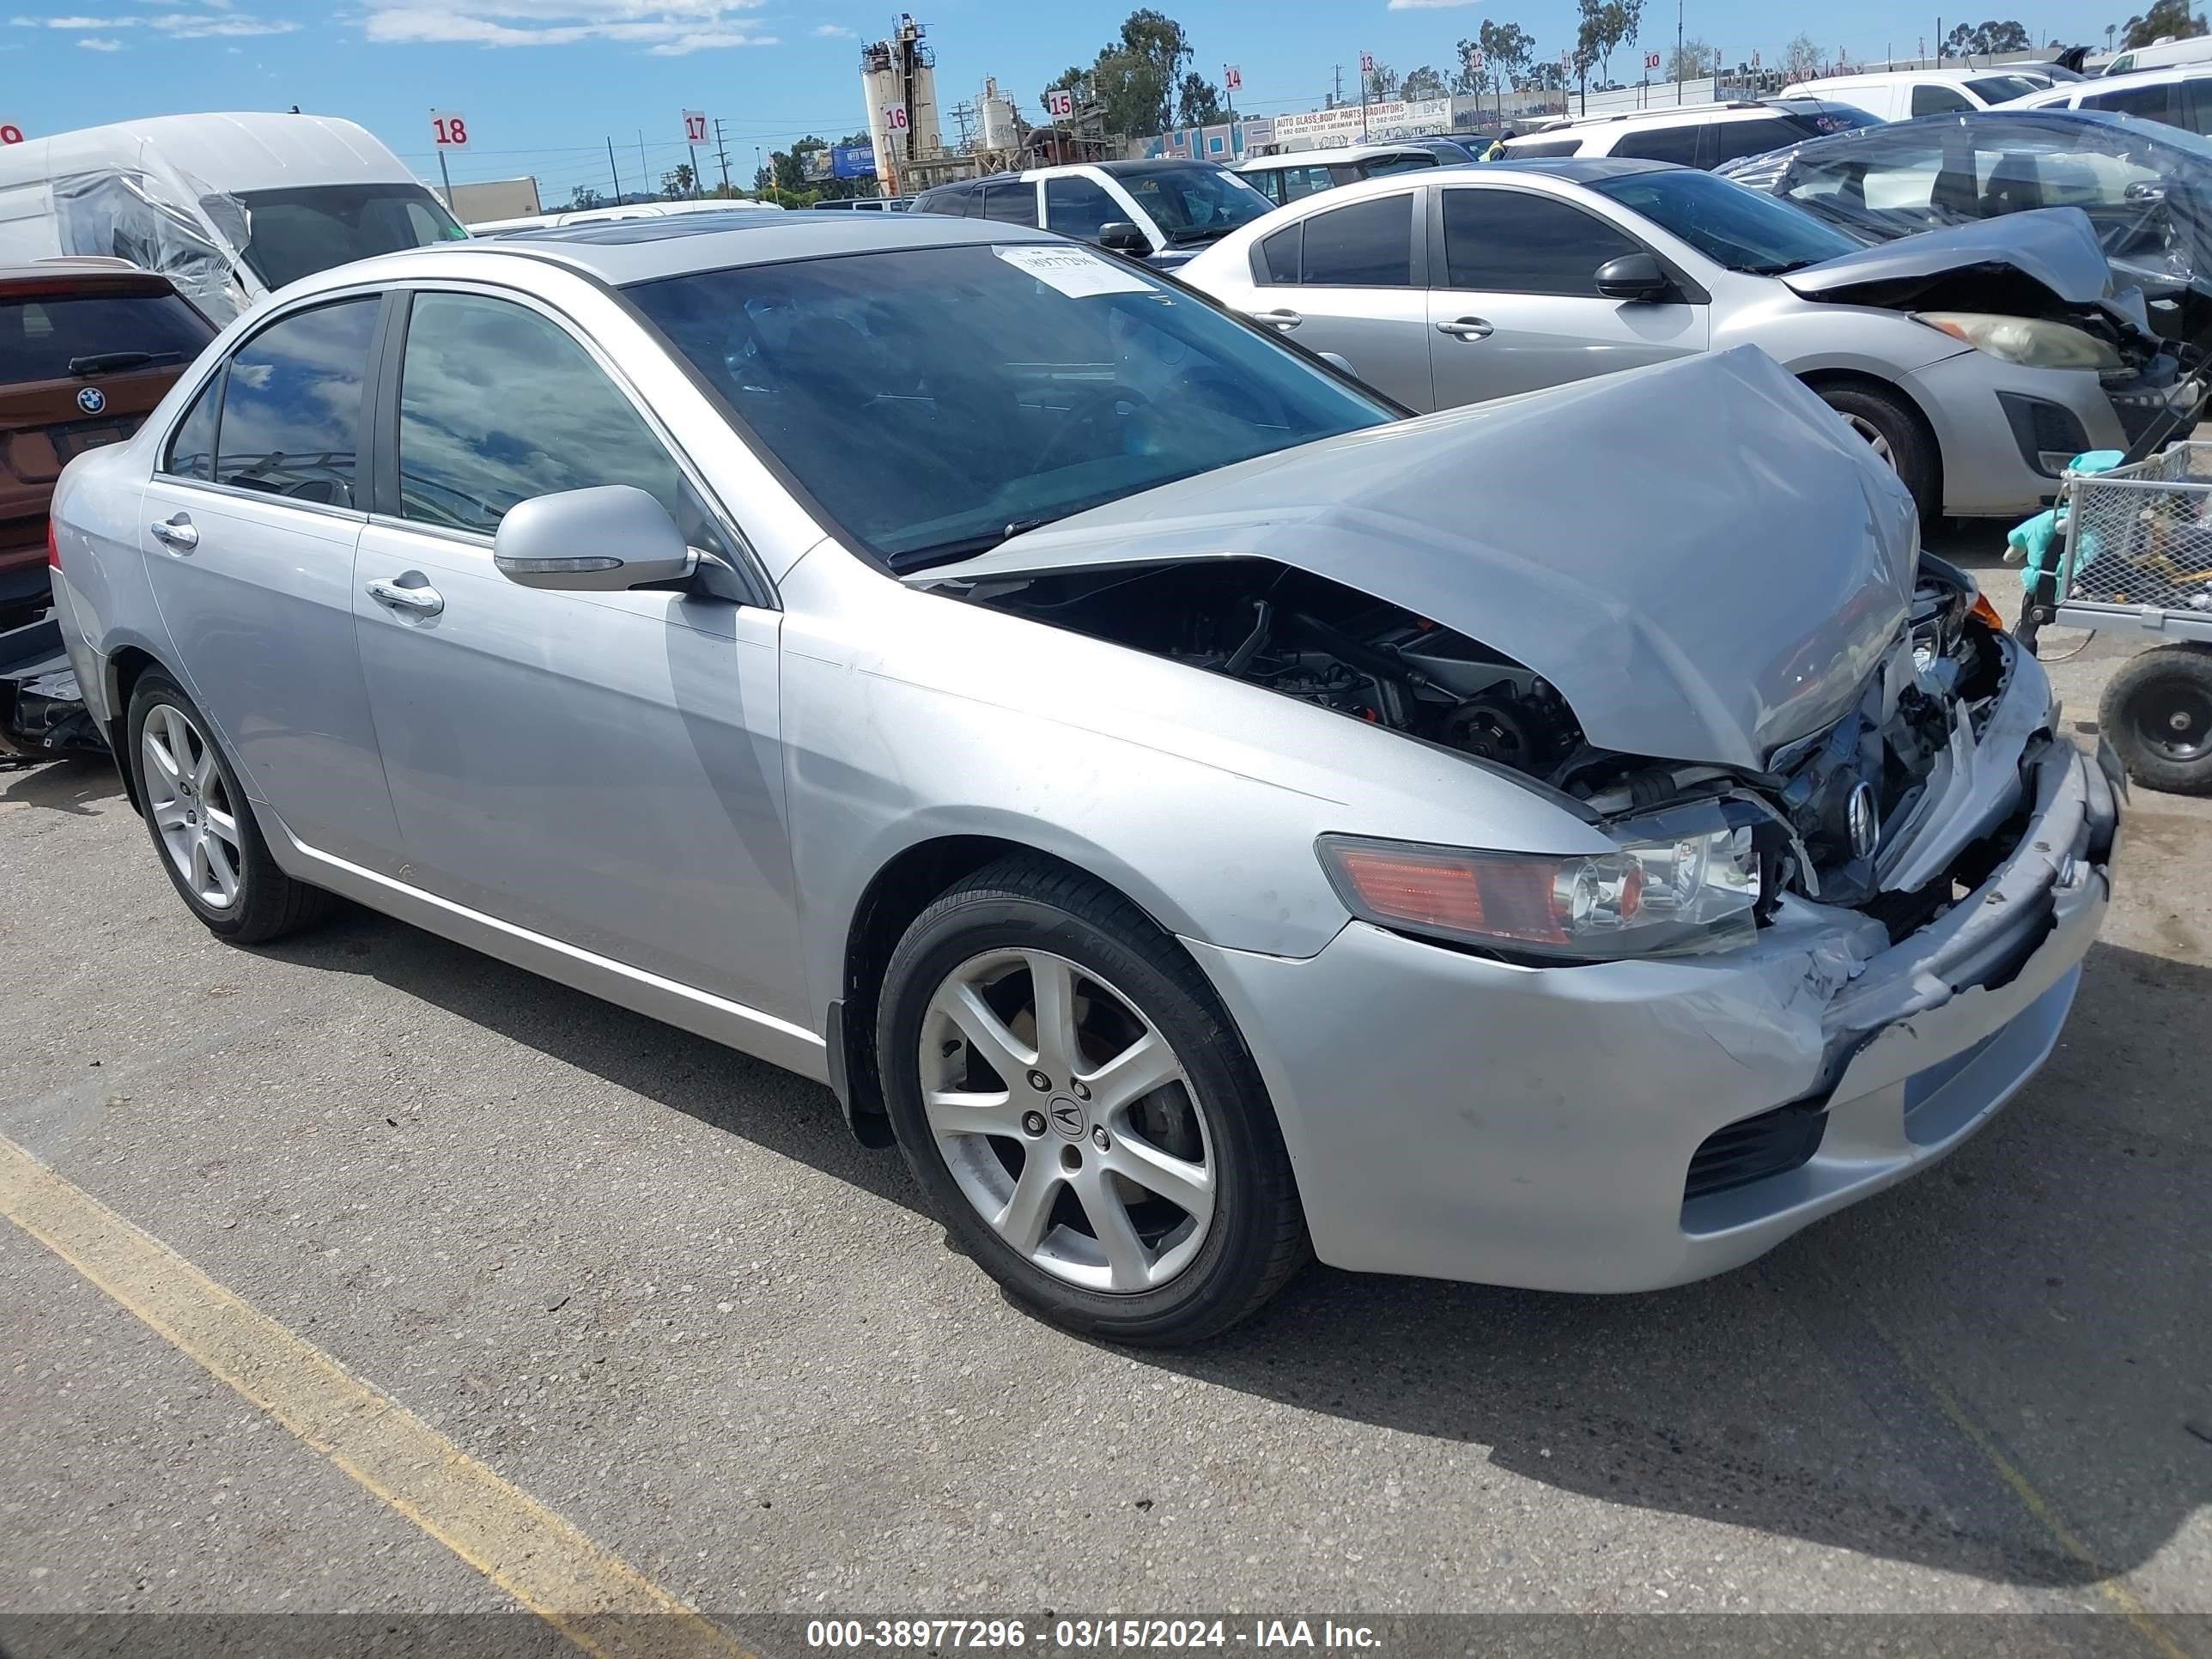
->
[[1167, 224, 1239, 246], [68, 349, 184, 375], [890, 516, 1060, 573]]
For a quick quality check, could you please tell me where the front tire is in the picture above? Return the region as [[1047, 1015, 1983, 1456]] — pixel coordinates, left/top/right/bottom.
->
[[125, 670, 331, 943], [877, 856, 1308, 1344], [2100, 643, 2212, 795], [1816, 382, 1939, 527]]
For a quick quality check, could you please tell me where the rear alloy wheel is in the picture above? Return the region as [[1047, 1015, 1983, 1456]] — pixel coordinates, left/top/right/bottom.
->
[[1814, 382, 1939, 526], [878, 856, 1308, 1343], [126, 670, 332, 943], [2100, 642, 2212, 795]]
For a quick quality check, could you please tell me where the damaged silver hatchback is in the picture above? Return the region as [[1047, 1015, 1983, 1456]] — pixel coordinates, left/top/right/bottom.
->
[[47, 215, 2121, 1343]]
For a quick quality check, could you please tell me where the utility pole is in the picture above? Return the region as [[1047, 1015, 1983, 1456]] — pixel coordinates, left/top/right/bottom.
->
[[712, 117, 732, 195], [637, 129, 651, 198], [1677, 0, 1685, 103], [605, 136, 623, 202], [1332, 64, 1342, 108]]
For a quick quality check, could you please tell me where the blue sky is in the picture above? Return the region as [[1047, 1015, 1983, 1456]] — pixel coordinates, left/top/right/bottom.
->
[[3, 0, 2120, 204]]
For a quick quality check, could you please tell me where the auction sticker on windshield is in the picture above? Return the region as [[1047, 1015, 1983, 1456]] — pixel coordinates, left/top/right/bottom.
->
[[993, 245, 1156, 299]]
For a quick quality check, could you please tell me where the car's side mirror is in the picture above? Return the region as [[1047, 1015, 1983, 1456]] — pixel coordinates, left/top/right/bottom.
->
[[493, 485, 696, 592], [1594, 252, 1675, 302], [1097, 220, 1151, 254]]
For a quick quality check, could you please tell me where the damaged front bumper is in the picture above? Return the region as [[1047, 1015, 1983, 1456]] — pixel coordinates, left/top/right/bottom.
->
[[1183, 677, 2121, 1293]]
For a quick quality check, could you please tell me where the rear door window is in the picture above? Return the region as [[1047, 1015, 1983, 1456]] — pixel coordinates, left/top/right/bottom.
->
[[2184, 78, 2212, 133], [1504, 137, 1584, 158], [1441, 187, 1642, 295], [1609, 123, 1705, 164], [981, 182, 1038, 226], [1706, 117, 1810, 166], [213, 297, 379, 508], [0, 291, 213, 387], [1297, 193, 1416, 286], [2085, 82, 2181, 126], [1258, 223, 1303, 283]]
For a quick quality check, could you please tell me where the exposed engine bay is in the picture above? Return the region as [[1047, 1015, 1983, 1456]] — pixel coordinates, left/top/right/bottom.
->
[[958, 552, 2019, 932]]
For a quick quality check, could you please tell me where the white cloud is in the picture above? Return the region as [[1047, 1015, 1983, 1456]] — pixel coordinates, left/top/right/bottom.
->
[[51, 14, 133, 24], [362, 0, 769, 52], [148, 11, 300, 33], [810, 21, 852, 36], [1386, 0, 1482, 9], [76, 30, 122, 44]]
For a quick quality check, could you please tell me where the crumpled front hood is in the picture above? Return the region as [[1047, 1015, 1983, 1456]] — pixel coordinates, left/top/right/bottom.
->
[[1783, 205, 2117, 311], [916, 346, 1919, 772]]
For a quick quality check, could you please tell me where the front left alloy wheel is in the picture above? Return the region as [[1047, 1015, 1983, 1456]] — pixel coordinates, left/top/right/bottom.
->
[[126, 669, 331, 943], [877, 855, 1309, 1343]]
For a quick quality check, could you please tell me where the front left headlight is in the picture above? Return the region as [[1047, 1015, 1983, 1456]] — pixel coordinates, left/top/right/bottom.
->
[[1317, 821, 1760, 964], [1917, 310, 2122, 371]]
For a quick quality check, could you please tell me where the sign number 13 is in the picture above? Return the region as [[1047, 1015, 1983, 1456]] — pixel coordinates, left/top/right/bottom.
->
[[430, 111, 471, 149]]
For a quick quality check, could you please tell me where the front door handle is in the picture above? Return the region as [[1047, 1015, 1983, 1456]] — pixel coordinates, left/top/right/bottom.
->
[[1437, 317, 1494, 341], [149, 514, 198, 551], [1254, 308, 1303, 331], [366, 577, 445, 617]]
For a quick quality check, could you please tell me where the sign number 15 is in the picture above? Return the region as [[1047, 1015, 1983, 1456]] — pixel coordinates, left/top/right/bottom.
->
[[430, 110, 471, 149]]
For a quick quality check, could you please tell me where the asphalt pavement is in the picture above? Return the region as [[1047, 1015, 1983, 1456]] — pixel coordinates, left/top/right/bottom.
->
[[2, 532, 2205, 1655]]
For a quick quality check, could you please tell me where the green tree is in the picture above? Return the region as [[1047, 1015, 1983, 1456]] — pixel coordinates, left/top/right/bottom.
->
[[660, 163, 695, 199], [1470, 20, 1536, 94], [1668, 37, 1717, 78], [1176, 70, 1224, 125], [566, 185, 605, 211], [1784, 31, 1822, 76], [1363, 59, 1399, 100], [1575, 0, 1644, 87], [1084, 9, 1196, 136], [1401, 64, 1449, 100], [2120, 0, 2207, 46], [1945, 18, 2033, 53]]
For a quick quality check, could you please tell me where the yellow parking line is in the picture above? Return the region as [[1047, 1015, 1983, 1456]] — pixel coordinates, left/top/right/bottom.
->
[[0, 1133, 752, 1659], [1867, 1312, 2189, 1659]]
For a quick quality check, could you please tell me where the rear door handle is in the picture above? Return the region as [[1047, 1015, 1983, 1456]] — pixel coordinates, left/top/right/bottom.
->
[[366, 577, 445, 617], [149, 514, 198, 551], [1254, 308, 1303, 331], [1437, 317, 1494, 341]]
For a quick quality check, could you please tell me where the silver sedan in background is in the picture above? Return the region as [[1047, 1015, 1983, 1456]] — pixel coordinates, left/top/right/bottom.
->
[[47, 214, 2118, 1342], [1179, 158, 2179, 523]]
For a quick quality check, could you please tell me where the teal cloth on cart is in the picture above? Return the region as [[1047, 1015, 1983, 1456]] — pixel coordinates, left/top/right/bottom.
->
[[2009, 450, 2125, 588]]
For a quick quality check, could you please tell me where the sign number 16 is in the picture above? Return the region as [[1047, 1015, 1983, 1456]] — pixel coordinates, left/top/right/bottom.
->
[[430, 111, 471, 149]]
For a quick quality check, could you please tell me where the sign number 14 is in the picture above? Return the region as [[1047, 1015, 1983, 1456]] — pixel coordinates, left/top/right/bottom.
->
[[430, 111, 470, 149]]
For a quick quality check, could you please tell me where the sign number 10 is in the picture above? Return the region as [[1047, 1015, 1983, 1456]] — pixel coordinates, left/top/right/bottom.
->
[[430, 111, 471, 149]]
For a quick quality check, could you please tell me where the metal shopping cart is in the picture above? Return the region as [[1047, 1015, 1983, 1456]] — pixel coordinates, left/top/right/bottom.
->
[[2039, 442, 2212, 793]]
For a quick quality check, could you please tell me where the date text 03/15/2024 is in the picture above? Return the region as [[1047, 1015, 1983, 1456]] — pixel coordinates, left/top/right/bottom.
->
[[803, 1620, 1384, 1650]]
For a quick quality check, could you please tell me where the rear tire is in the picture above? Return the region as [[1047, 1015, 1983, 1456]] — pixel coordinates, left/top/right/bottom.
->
[[125, 670, 331, 943], [2100, 643, 2212, 796], [876, 855, 1309, 1344], [1815, 382, 1940, 527]]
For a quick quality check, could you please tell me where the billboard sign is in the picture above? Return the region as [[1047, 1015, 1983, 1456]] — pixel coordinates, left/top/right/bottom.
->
[[1271, 96, 1452, 146], [830, 142, 876, 178]]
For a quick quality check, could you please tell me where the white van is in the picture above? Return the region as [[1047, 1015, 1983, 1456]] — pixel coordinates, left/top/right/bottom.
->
[[2101, 35, 2212, 77], [1785, 68, 2052, 121], [0, 112, 465, 322]]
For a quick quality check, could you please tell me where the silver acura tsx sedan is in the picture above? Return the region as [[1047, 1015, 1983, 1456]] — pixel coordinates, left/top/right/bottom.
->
[[46, 213, 2120, 1343]]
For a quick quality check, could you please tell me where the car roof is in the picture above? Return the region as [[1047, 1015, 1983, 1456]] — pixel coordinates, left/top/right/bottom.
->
[[371, 211, 1057, 289], [1481, 155, 1679, 181], [1232, 143, 1432, 167], [1792, 68, 1994, 88], [2012, 62, 2212, 100], [0, 112, 415, 193]]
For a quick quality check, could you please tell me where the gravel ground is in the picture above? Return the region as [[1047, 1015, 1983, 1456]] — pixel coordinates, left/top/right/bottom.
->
[[1, 533, 2204, 1652]]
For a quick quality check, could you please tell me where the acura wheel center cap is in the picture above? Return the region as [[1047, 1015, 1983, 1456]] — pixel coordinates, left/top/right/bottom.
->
[[1047, 1097, 1087, 1139]]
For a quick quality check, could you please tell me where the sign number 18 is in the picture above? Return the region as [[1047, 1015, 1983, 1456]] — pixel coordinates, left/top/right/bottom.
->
[[430, 111, 470, 149]]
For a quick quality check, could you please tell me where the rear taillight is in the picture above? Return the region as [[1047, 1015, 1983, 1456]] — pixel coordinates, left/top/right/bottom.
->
[[46, 522, 59, 569]]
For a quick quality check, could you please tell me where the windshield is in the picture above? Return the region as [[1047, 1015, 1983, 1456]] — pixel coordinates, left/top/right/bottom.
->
[[235, 184, 467, 289], [1968, 74, 2045, 103], [1593, 167, 1861, 273], [627, 243, 1393, 568], [1115, 167, 1270, 244], [1726, 112, 2212, 301]]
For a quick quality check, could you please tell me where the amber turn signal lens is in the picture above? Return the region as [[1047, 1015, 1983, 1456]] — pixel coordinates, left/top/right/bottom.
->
[[1970, 591, 2007, 633], [1327, 842, 1568, 946]]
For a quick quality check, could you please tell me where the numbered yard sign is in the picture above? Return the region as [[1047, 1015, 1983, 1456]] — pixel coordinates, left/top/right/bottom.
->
[[1645, 51, 1662, 71], [884, 102, 909, 132], [683, 110, 708, 143], [1047, 88, 1074, 118], [430, 110, 471, 149], [0, 124, 24, 146]]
